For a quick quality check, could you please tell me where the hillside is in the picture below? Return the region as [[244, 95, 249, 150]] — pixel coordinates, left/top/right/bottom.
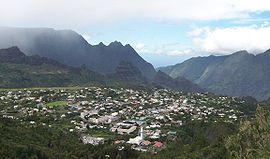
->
[[159, 50, 270, 101], [0, 47, 106, 88]]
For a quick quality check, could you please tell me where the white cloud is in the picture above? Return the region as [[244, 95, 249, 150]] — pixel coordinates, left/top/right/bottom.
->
[[135, 43, 145, 50], [167, 49, 192, 56], [187, 27, 210, 37], [1, 0, 270, 28], [261, 21, 269, 27], [193, 25, 270, 54], [135, 43, 151, 53], [135, 42, 194, 57]]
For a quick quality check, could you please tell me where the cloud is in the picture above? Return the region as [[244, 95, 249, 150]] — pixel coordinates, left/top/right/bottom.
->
[[1, 0, 270, 28], [193, 24, 270, 54], [134, 43, 151, 53], [135, 43, 145, 50], [167, 49, 192, 56], [187, 27, 210, 37], [135, 42, 194, 57], [231, 18, 270, 25]]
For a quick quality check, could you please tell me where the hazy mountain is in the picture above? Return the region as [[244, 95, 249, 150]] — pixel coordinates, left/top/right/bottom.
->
[[153, 71, 203, 93], [158, 50, 270, 101], [0, 27, 156, 79]]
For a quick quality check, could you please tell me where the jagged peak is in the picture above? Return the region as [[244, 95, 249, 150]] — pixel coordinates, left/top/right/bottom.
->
[[124, 44, 133, 49], [97, 42, 106, 47], [108, 41, 123, 47]]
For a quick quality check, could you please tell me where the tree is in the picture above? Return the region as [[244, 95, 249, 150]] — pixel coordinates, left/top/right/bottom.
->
[[225, 107, 270, 159]]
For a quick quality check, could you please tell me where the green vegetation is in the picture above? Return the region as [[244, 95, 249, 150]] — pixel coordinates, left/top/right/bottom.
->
[[0, 118, 237, 159], [0, 117, 139, 159], [0, 62, 105, 88], [47, 101, 67, 107], [0, 116, 228, 159], [225, 107, 270, 159]]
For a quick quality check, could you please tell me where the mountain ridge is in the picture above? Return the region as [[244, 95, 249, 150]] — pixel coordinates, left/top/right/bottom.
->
[[158, 50, 270, 101], [0, 27, 156, 79]]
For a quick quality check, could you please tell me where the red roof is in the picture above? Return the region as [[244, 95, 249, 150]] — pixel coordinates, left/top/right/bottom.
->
[[153, 141, 163, 148], [142, 140, 151, 146], [114, 140, 121, 145]]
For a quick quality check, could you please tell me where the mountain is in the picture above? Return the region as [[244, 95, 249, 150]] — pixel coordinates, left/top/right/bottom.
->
[[0, 47, 106, 88], [106, 61, 150, 88], [110, 61, 147, 82], [158, 50, 270, 101], [153, 71, 203, 92], [108, 63, 203, 92], [0, 27, 156, 79], [0, 47, 202, 94], [0, 27, 204, 93]]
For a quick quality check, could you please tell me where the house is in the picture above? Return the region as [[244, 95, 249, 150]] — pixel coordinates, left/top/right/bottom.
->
[[111, 125, 137, 135], [153, 141, 163, 149], [114, 140, 122, 145], [127, 136, 143, 145], [81, 135, 104, 145], [89, 115, 118, 124], [141, 140, 151, 146]]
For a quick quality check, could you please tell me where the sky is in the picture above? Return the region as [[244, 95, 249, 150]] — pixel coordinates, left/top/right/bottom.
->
[[1, 0, 270, 67]]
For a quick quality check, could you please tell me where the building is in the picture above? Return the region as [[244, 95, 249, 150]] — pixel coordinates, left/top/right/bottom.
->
[[153, 141, 163, 149], [81, 135, 104, 145], [111, 125, 137, 135], [127, 126, 144, 145]]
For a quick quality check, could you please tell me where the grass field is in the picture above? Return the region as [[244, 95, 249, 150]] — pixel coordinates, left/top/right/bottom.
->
[[47, 101, 67, 107]]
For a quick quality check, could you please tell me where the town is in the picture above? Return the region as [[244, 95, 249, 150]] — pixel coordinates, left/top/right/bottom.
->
[[0, 87, 251, 154]]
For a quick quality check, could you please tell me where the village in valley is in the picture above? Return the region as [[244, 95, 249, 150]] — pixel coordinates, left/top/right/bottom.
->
[[0, 87, 251, 154]]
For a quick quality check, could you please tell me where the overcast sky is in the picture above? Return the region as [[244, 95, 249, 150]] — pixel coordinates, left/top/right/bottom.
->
[[1, 0, 270, 67]]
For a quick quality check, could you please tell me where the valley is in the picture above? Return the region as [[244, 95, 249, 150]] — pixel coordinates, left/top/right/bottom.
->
[[2, 1, 270, 158]]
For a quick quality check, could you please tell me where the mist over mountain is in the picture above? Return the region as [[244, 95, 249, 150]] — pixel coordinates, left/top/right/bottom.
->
[[158, 50, 270, 101], [0, 27, 156, 79]]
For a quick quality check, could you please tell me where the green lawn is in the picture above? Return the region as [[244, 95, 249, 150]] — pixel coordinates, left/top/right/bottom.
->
[[87, 129, 120, 139], [47, 101, 67, 107]]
